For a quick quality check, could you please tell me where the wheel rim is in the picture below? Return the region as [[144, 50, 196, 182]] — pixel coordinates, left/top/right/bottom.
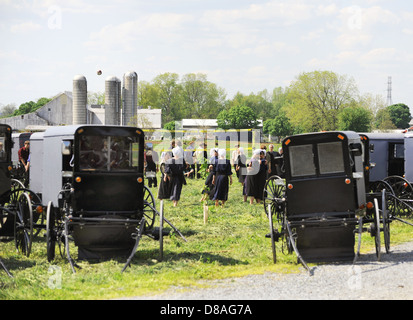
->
[[46, 201, 56, 262], [142, 186, 156, 231], [15, 192, 33, 257]]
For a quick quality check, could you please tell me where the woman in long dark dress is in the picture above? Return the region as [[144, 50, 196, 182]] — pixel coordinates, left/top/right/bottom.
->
[[245, 150, 260, 204], [158, 152, 171, 200], [164, 147, 186, 207], [235, 147, 247, 202], [212, 149, 233, 207], [255, 150, 268, 203]]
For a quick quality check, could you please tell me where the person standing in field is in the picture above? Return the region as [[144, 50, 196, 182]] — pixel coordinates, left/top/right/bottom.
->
[[212, 149, 233, 207]]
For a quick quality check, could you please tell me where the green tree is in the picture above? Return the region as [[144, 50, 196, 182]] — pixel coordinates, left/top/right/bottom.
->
[[375, 108, 397, 130], [217, 105, 259, 130], [387, 103, 411, 128], [12, 97, 52, 116], [286, 71, 358, 132], [0, 103, 16, 118], [337, 106, 373, 132], [152, 73, 183, 123], [263, 112, 294, 142], [180, 73, 226, 119]]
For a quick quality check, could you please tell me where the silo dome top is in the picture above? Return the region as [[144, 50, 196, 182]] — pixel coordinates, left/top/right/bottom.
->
[[105, 76, 119, 81], [73, 75, 86, 81], [124, 71, 137, 78]]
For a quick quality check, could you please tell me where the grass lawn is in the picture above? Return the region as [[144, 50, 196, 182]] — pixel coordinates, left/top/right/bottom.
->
[[1, 174, 413, 300]]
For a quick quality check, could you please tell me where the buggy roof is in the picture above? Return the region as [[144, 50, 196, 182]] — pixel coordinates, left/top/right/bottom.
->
[[43, 125, 141, 138], [362, 132, 405, 141], [283, 131, 361, 144]]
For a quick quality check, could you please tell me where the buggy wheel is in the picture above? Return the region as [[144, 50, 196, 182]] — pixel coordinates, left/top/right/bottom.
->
[[373, 198, 381, 261], [14, 192, 33, 257], [381, 189, 391, 254], [369, 180, 397, 218], [384, 176, 413, 217], [143, 186, 156, 231], [46, 202, 56, 262], [263, 176, 285, 219], [11, 179, 25, 190]]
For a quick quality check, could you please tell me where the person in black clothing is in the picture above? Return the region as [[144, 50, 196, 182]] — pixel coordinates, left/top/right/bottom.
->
[[255, 150, 268, 203], [266, 144, 278, 178], [145, 151, 158, 188], [212, 149, 233, 207], [164, 147, 186, 207], [158, 152, 171, 200], [235, 147, 247, 202]]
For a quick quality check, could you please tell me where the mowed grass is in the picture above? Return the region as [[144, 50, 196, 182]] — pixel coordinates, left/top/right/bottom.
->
[[1, 175, 413, 300]]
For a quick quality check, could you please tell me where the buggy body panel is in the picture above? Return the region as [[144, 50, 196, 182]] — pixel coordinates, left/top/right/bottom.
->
[[281, 131, 365, 262], [0, 124, 12, 197], [364, 133, 405, 182]]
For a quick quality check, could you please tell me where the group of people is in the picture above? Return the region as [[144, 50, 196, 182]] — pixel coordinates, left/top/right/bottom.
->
[[151, 140, 284, 208]]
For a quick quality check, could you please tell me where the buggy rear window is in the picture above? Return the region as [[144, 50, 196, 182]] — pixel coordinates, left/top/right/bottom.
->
[[79, 135, 139, 172], [289, 144, 316, 177], [318, 142, 345, 174], [0, 135, 7, 162]]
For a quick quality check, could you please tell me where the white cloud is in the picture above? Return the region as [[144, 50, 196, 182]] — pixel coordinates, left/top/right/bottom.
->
[[10, 21, 42, 33]]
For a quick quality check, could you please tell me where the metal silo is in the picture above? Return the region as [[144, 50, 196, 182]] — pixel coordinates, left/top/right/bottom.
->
[[105, 76, 121, 125], [122, 71, 138, 126], [72, 75, 87, 125]]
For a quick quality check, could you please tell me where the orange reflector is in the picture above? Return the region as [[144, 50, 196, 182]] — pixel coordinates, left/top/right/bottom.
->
[[78, 129, 84, 134], [287, 184, 293, 190], [345, 178, 351, 184], [137, 177, 143, 183], [365, 166, 369, 171], [366, 202, 374, 209], [285, 139, 291, 146], [338, 134, 345, 140], [36, 206, 43, 214], [8, 166, 12, 171], [75, 176, 82, 183]]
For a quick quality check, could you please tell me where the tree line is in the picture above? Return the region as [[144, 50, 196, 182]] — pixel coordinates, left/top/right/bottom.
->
[[1, 70, 411, 138]]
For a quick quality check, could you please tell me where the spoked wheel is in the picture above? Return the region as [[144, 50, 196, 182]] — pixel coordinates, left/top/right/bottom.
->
[[263, 176, 285, 218], [14, 192, 33, 257], [142, 186, 156, 231], [384, 176, 413, 217], [46, 201, 56, 262], [369, 180, 397, 218], [373, 198, 381, 261]]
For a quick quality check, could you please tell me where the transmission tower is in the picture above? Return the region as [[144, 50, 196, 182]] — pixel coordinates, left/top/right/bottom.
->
[[387, 76, 393, 106]]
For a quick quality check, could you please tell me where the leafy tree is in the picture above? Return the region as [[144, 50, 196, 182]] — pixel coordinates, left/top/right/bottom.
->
[[152, 73, 183, 123], [337, 106, 372, 132], [12, 97, 52, 116], [217, 105, 259, 130], [181, 73, 226, 119], [387, 103, 411, 128], [286, 71, 358, 132], [263, 112, 294, 142], [375, 108, 397, 130], [0, 103, 16, 118]]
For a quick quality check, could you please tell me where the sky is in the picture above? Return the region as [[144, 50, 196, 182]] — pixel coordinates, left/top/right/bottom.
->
[[1, 0, 413, 112]]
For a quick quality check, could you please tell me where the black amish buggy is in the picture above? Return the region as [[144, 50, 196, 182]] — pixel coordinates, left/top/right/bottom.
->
[[0, 124, 42, 277], [32, 125, 185, 273], [364, 132, 413, 226], [264, 131, 389, 272]]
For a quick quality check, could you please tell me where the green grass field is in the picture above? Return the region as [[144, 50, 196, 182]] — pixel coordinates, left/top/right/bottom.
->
[[1, 175, 413, 300]]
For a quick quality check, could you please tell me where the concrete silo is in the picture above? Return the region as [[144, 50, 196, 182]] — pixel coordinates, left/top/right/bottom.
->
[[122, 71, 138, 126], [105, 76, 121, 125], [72, 75, 87, 125]]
